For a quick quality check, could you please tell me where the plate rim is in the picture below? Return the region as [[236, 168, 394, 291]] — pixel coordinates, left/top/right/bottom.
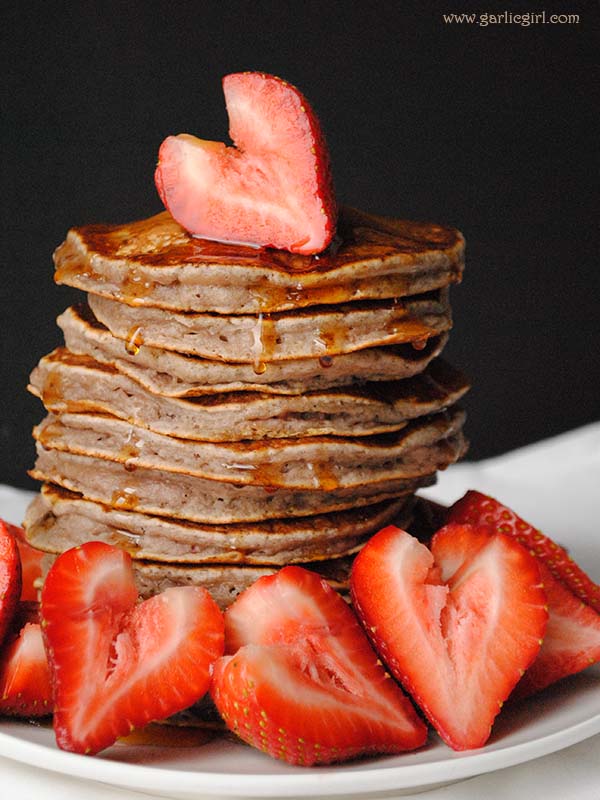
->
[[0, 700, 599, 797]]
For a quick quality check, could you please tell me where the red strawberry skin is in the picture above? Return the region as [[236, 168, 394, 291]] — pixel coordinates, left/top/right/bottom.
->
[[41, 542, 224, 754], [448, 490, 600, 612], [4, 521, 44, 602], [211, 566, 427, 765], [448, 491, 600, 695], [155, 72, 337, 255], [351, 524, 548, 750], [514, 563, 600, 698], [0, 520, 21, 646], [0, 620, 52, 717]]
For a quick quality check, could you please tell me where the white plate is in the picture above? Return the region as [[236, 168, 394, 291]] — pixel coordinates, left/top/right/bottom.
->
[[1, 433, 599, 800], [0, 666, 598, 799]]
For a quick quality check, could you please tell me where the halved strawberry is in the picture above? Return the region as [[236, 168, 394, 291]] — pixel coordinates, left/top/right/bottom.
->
[[448, 490, 600, 612], [448, 491, 600, 694], [155, 72, 337, 254], [3, 521, 44, 602], [0, 620, 52, 717], [513, 563, 600, 698], [211, 565, 427, 765], [351, 524, 548, 750], [41, 542, 224, 754], [0, 520, 21, 646]]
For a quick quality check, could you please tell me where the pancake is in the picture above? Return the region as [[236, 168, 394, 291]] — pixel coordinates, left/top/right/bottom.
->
[[31, 497, 448, 611], [31, 441, 454, 523], [138, 558, 356, 608], [37, 550, 357, 609], [28, 349, 470, 442], [33, 407, 466, 490], [59, 304, 448, 396], [23, 484, 413, 564], [53, 206, 465, 313], [87, 289, 452, 362]]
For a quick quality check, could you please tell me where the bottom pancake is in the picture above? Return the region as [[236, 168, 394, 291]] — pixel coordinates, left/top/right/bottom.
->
[[36, 549, 357, 609]]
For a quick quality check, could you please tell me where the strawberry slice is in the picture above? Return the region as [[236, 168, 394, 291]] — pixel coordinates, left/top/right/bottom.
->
[[3, 521, 44, 602], [211, 565, 427, 765], [0, 520, 21, 646], [351, 524, 548, 750], [41, 542, 224, 754], [448, 490, 600, 612], [448, 491, 600, 694], [513, 563, 600, 697], [155, 72, 337, 254], [0, 620, 52, 717]]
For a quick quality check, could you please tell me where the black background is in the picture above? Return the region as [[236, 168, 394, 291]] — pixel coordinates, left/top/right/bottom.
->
[[2, 2, 598, 489]]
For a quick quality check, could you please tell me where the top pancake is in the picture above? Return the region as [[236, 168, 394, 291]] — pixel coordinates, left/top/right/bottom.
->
[[54, 206, 465, 313]]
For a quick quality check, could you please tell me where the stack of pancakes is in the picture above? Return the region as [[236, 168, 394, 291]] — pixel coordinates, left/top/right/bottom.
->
[[24, 206, 469, 607]]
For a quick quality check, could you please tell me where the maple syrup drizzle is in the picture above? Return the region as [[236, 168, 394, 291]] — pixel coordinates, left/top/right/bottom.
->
[[54, 241, 104, 286], [41, 371, 63, 408], [36, 419, 60, 450], [125, 325, 144, 355], [309, 461, 340, 491], [384, 314, 436, 343], [120, 267, 155, 301], [253, 461, 285, 490], [118, 428, 142, 471], [111, 487, 139, 511], [118, 723, 215, 748], [248, 278, 410, 313], [251, 313, 278, 374], [107, 528, 142, 556], [314, 317, 347, 354]]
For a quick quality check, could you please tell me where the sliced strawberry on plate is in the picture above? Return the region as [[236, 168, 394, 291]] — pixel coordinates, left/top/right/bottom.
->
[[448, 490, 600, 612], [0, 620, 52, 717], [155, 72, 337, 254], [3, 520, 44, 602], [448, 491, 600, 695], [513, 563, 600, 698], [41, 541, 224, 754], [351, 524, 548, 750], [211, 565, 427, 765], [0, 520, 21, 645]]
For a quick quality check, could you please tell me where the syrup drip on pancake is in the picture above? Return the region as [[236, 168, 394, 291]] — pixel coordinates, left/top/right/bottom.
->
[[111, 487, 140, 511], [121, 267, 155, 301], [384, 316, 439, 343], [251, 313, 278, 374], [308, 461, 339, 491], [40, 370, 64, 408], [125, 325, 144, 355], [119, 428, 142, 471], [105, 528, 142, 556], [54, 242, 104, 286]]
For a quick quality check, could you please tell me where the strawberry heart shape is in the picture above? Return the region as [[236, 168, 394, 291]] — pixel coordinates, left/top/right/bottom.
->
[[154, 72, 337, 254], [448, 491, 600, 697], [211, 566, 426, 766], [41, 542, 224, 754], [351, 524, 548, 750]]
